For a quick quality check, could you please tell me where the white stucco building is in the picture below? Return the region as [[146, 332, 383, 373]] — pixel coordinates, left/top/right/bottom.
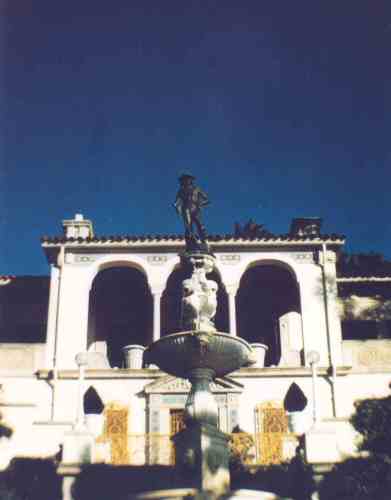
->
[[1, 214, 391, 470]]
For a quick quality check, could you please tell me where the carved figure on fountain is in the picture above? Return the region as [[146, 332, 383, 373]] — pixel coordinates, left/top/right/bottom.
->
[[181, 254, 218, 333]]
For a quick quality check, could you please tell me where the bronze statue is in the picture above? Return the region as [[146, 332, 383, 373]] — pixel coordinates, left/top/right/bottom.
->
[[174, 174, 209, 248]]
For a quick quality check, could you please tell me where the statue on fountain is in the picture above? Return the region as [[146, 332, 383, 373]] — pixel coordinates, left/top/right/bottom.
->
[[174, 173, 210, 252]]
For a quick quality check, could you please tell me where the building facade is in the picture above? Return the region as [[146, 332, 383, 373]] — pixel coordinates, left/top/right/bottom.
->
[[1, 214, 391, 469]]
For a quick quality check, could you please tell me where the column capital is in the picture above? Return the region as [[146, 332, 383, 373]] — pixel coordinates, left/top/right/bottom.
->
[[149, 282, 165, 296], [224, 283, 239, 296]]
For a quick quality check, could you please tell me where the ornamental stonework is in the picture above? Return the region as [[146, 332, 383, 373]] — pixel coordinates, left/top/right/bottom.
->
[[145, 375, 242, 394], [218, 254, 241, 264], [162, 378, 191, 392], [66, 254, 96, 264], [102, 402, 129, 465], [291, 252, 314, 264], [256, 402, 288, 465], [146, 255, 168, 265], [357, 344, 391, 367]]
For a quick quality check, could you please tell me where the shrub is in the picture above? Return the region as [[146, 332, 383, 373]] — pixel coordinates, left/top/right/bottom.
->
[[319, 456, 391, 500], [319, 393, 391, 500]]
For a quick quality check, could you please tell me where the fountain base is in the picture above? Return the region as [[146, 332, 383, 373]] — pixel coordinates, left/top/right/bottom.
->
[[172, 422, 230, 498]]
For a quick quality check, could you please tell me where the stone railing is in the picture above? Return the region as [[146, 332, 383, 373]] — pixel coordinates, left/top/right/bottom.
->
[[342, 339, 391, 368]]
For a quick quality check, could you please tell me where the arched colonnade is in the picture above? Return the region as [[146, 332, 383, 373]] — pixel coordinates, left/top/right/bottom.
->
[[46, 251, 336, 369]]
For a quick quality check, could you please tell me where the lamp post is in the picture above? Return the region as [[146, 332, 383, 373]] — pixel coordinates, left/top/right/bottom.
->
[[307, 350, 320, 426], [74, 352, 89, 430]]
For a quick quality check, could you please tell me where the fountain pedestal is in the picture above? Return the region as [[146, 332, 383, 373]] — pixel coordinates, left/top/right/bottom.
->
[[144, 329, 255, 497], [176, 367, 229, 496], [173, 423, 230, 497]]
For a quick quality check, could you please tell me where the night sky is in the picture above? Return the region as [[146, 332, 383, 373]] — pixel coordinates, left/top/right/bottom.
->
[[2, 1, 391, 275]]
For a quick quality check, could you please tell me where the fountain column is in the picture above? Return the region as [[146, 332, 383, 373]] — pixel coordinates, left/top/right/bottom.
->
[[145, 251, 256, 497]]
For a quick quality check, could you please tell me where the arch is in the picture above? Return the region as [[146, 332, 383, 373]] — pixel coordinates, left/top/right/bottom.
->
[[86, 255, 150, 293], [210, 270, 229, 332], [161, 263, 188, 335], [236, 260, 303, 366], [240, 257, 299, 284], [87, 265, 153, 367]]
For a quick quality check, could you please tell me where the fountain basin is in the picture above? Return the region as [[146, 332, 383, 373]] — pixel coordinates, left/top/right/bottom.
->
[[144, 331, 255, 379]]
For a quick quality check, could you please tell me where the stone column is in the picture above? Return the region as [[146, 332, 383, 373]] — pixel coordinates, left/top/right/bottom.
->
[[153, 292, 162, 342], [225, 285, 238, 336], [150, 287, 163, 342], [45, 265, 60, 369]]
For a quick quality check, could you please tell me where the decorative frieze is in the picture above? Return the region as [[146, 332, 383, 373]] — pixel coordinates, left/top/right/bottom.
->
[[146, 255, 168, 265], [144, 375, 243, 394], [66, 253, 96, 264], [161, 378, 190, 392], [291, 252, 314, 264], [218, 254, 241, 264]]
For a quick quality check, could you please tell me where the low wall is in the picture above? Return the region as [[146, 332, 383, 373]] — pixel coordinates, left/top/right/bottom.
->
[[0, 343, 45, 374], [342, 339, 391, 368]]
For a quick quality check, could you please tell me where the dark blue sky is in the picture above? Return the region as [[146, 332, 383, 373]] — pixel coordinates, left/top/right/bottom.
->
[[2, 1, 391, 275]]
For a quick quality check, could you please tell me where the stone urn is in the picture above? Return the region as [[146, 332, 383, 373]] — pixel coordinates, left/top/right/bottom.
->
[[251, 343, 268, 367], [123, 344, 145, 369]]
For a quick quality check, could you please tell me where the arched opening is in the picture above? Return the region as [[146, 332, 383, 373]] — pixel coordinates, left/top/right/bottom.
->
[[283, 382, 308, 413], [87, 266, 152, 367], [84, 386, 104, 415], [161, 265, 229, 335], [236, 263, 302, 366], [161, 266, 189, 335], [212, 270, 229, 333]]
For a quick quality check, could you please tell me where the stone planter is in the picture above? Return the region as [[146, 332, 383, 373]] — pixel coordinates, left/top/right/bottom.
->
[[123, 344, 145, 369], [251, 343, 268, 367], [287, 410, 311, 435], [85, 413, 104, 438]]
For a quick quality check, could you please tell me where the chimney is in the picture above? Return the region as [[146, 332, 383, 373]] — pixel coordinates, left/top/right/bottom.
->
[[290, 217, 322, 237], [62, 213, 94, 239]]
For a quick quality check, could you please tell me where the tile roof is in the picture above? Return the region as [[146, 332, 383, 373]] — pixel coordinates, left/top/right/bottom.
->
[[41, 233, 345, 245]]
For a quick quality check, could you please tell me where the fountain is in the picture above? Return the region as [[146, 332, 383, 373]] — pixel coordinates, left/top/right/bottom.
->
[[142, 175, 257, 499]]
